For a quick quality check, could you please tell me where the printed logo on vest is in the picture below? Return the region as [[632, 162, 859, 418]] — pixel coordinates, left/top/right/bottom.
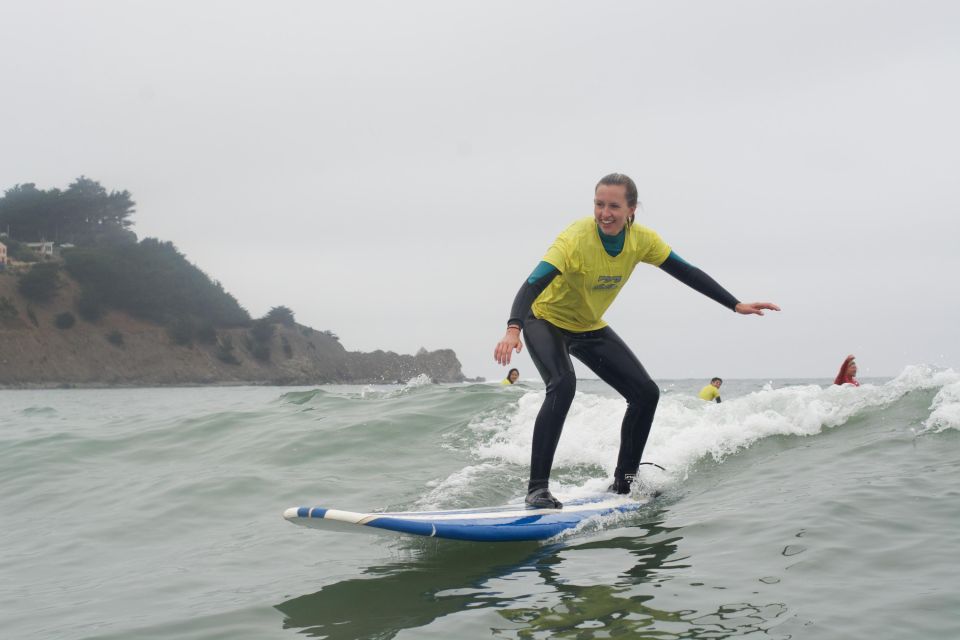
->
[[592, 275, 621, 290]]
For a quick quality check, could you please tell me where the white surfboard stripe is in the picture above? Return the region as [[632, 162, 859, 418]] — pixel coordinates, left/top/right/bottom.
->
[[285, 496, 641, 524]]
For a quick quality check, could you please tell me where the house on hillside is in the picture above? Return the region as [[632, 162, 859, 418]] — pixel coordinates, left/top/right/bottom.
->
[[25, 241, 54, 259]]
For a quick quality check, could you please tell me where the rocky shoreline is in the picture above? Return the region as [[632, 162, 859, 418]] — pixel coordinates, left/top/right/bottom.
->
[[0, 273, 467, 388]]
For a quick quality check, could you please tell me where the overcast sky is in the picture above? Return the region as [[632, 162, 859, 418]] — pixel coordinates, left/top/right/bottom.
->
[[2, 1, 958, 380]]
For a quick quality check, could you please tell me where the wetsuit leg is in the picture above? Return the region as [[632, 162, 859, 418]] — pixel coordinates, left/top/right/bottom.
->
[[568, 326, 659, 480], [522, 314, 576, 493]]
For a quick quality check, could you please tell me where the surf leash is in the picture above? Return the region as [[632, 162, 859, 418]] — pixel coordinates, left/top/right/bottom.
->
[[638, 461, 666, 471]]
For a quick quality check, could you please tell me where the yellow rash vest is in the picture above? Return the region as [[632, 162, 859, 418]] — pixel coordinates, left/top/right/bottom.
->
[[531, 217, 671, 332]]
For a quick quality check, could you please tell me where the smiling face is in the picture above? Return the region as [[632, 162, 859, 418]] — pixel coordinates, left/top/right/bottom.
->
[[508, 369, 520, 383], [594, 183, 636, 236]]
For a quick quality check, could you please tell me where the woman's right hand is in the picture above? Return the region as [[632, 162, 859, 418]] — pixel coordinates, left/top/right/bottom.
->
[[494, 327, 523, 365]]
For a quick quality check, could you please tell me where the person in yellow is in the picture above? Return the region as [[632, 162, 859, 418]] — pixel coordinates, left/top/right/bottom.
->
[[699, 378, 723, 403], [501, 368, 520, 385], [494, 173, 779, 509]]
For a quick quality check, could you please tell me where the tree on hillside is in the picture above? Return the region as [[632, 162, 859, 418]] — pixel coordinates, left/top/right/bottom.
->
[[0, 177, 136, 245], [75, 287, 105, 322], [63, 238, 251, 327], [250, 318, 275, 343], [264, 306, 296, 326], [18, 262, 61, 302], [0, 183, 62, 242], [61, 177, 137, 245]]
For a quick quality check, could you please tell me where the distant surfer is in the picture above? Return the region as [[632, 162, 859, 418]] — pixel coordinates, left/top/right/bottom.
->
[[698, 377, 723, 403], [834, 355, 860, 386], [502, 368, 520, 385], [493, 173, 779, 509]]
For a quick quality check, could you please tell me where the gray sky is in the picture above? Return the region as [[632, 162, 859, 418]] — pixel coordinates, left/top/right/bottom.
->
[[2, 1, 958, 380]]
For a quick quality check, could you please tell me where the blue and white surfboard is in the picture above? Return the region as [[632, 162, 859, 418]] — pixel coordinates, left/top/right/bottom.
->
[[283, 495, 649, 542]]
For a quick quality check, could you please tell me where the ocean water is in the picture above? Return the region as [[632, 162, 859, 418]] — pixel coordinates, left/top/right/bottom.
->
[[2, 366, 959, 639]]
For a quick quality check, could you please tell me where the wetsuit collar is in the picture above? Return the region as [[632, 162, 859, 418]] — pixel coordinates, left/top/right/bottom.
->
[[596, 224, 626, 257]]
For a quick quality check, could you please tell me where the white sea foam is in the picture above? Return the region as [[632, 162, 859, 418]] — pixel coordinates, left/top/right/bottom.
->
[[404, 373, 434, 388], [465, 364, 959, 496], [347, 374, 435, 399], [923, 379, 960, 433], [416, 463, 502, 510]]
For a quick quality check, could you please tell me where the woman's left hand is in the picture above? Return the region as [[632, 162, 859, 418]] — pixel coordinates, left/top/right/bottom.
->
[[735, 302, 781, 316]]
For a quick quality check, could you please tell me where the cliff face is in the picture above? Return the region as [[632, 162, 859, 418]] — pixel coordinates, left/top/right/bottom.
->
[[0, 272, 465, 387]]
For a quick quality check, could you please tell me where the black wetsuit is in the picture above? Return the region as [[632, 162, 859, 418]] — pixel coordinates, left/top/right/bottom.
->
[[508, 245, 739, 495]]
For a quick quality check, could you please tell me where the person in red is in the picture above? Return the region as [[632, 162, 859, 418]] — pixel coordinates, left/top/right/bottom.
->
[[834, 355, 860, 386]]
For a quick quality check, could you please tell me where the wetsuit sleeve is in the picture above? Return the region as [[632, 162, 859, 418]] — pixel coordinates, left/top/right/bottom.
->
[[659, 251, 739, 311], [507, 261, 560, 328]]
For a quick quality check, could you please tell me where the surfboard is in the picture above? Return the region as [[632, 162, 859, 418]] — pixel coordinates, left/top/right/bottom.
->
[[283, 494, 650, 542]]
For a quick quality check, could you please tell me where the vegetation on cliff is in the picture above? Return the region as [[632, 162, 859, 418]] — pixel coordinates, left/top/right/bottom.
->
[[3, 177, 250, 332], [62, 239, 250, 328], [0, 178, 466, 385], [0, 177, 135, 245]]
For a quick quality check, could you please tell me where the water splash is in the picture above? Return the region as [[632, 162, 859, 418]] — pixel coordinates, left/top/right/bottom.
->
[[440, 364, 959, 503], [923, 379, 960, 433]]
